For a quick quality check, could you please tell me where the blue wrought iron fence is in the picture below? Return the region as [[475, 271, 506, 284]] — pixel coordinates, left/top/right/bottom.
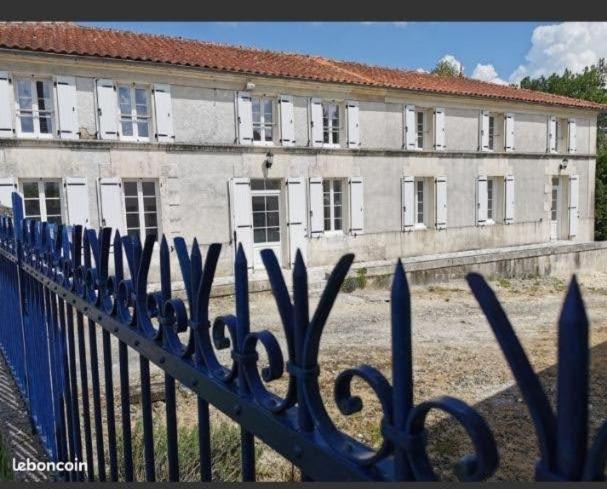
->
[[0, 191, 605, 481]]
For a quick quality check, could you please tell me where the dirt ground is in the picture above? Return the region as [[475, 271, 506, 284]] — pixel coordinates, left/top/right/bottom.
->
[[105, 269, 607, 481]]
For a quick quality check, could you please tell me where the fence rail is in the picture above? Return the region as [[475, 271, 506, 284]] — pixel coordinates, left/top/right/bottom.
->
[[0, 191, 605, 481]]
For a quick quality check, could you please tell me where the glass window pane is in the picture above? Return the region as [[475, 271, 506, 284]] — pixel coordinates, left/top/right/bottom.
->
[[334, 218, 342, 231], [121, 120, 134, 136], [45, 199, 61, 216], [125, 197, 139, 213], [143, 197, 156, 212], [25, 200, 40, 217], [47, 215, 62, 226], [39, 115, 52, 134], [16, 80, 33, 110], [253, 228, 266, 244], [19, 116, 34, 134], [118, 86, 132, 115], [23, 182, 38, 198], [253, 212, 265, 228], [135, 88, 148, 116], [144, 213, 157, 228], [124, 182, 138, 196], [267, 211, 279, 227], [264, 100, 273, 122], [44, 182, 60, 198], [126, 213, 140, 229], [264, 125, 273, 141], [252, 195, 265, 211], [265, 180, 281, 191], [266, 196, 278, 211], [145, 228, 157, 240], [253, 127, 261, 141], [267, 228, 280, 242], [36, 81, 52, 112], [127, 228, 140, 239], [334, 205, 342, 219], [137, 122, 149, 138], [252, 98, 261, 122], [141, 182, 156, 196], [324, 218, 331, 231], [251, 180, 265, 191]]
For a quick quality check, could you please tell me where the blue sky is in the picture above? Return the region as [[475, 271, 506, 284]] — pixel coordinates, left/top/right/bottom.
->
[[83, 22, 607, 85]]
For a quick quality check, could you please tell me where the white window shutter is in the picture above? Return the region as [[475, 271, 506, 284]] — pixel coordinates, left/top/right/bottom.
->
[[547, 115, 557, 153], [349, 177, 364, 235], [98, 177, 124, 232], [310, 98, 323, 147], [279, 95, 295, 146], [236, 92, 253, 145], [0, 72, 13, 139], [55, 75, 78, 140], [404, 104, 417, 150], [434, 107, 446, 150], [505, 113, 515, 152], [346, 101, 360, 148], [64, 177, 90, 226], [479, 110, 490, 151], [568, 118, 577, 153], [308, 177, 324, 236], [569, 174, 579, 238], [0, 177, 16, 208], [153, 84, 174, 143], [476, 175, 488, 226], [505, 175, 515, 224], [287, 177, 307, 265], [435, 176, 447, 230], [96, 79, 118, 140], [229, 177, 253, 267], [401, 176, 415, 231]]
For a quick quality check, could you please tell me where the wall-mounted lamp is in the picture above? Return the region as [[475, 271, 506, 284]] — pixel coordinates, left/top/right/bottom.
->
[[245, 81, 256, 91], [264, 151, 274, 169], [560, 158, 569, 170]]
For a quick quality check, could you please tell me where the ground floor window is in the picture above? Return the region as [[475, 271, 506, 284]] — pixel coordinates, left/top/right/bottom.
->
[[323, 179, 343, 232], [251, 179, 281, 244], [21, 180, 62, 225], [123, 180, 159, 239]]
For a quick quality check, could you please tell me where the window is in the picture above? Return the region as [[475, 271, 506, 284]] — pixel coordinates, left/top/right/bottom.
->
[[123, 180, 159, 239], [15, 78, 54, 138], [488, 115, 495, 151], [251, 179, 281, 244], [415, 178, 426, 227], [323, 179, 343, 232], [416, 111, 425, 149], [252, 97, 274, 144], [487, 178, 495, 222], [551, 177, 559, 221], [22, 180, 62, 225], [118, 85, 151, 141], [322, 103, 340, 146]]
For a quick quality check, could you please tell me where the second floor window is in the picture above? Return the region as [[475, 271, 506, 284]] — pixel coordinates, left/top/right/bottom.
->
[[323, 104, 340, 146], [487, 178, 495, 221], [416, 111, 425, 149], [252, 97, 274, 144], [323, 179, 343, 232], [15, 78, 54, 138], [118, 85, 150, 141], [416, 178, 425, 225], [123, 180, 159, 239], [488, 115, 495, 151], [22, 180, 62, 225]]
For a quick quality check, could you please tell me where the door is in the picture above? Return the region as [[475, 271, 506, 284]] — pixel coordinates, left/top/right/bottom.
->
[[251, 179, 282, 270], [550, 177, 560, 240]]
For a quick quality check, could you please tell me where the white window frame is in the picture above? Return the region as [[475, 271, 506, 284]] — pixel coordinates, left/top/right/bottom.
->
[[322, 103, 341, 148], [122, 179, 161, 239], [323, 178, 344, 234], [486, 177, 496, 225], [251, 96, 275, 146], [414, 177, 427, 229], [416, 110, 425, 150], [20, 179, 63, 224], [117, 83, 152, 142], [14, 76, 55, 139]]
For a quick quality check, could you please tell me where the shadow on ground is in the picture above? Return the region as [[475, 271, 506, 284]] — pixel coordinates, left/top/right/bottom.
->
[[425, 340, 607, 481]]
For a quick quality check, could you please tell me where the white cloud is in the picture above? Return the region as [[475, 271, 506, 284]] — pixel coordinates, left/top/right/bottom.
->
[[509, 22, 607, 84], [438, 54, 463, 74], [415, 67, 429, 73], [471, 63, 508, 85]]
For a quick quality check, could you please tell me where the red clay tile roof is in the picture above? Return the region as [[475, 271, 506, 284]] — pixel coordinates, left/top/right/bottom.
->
[[0, 22, 604, 111]]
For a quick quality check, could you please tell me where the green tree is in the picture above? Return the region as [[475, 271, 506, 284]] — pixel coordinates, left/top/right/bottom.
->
[[520, 59, 607, 240], [431, 59, 461, 77]]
